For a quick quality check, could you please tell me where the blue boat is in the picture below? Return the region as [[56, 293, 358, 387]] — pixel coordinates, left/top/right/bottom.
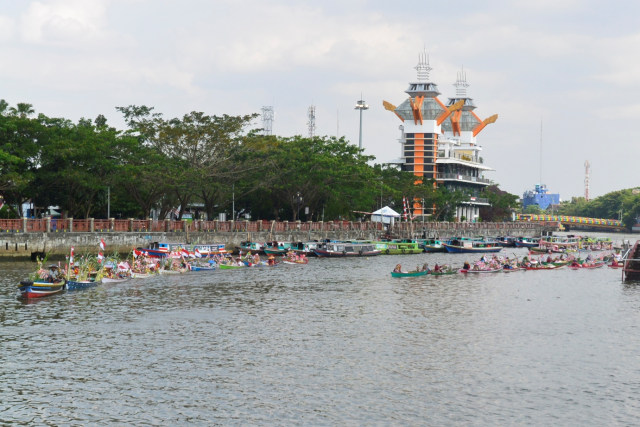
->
[[65, 278, 100, 291]]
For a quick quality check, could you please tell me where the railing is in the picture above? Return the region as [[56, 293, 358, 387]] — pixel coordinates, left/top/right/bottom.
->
[[0, 218, 544, 234], [438, 173, 492, 185]]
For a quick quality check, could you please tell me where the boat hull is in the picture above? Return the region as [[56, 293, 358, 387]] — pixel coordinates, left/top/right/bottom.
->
[[443, 244, 502, 254], [391, 270, 428, 277], [18, 280, 65, 299]]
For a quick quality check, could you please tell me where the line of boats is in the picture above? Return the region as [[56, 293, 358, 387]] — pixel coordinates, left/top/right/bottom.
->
[[391, 251, 620, 277]]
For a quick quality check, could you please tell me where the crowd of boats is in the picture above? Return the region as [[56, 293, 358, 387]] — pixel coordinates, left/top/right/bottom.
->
[[17, 234, 620, 299], [391, 250, 621, 277]]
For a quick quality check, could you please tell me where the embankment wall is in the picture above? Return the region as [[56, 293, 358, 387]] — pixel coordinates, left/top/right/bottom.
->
[[0, 222, 553, 259]]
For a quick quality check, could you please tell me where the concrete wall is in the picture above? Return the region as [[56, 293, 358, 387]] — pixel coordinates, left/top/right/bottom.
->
[[0, 223, 553, 259]]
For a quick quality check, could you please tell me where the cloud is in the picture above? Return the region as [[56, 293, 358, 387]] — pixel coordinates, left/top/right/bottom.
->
[[20, 0, 109, 46]]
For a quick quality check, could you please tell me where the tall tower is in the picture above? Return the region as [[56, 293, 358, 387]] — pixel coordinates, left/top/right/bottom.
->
[[261, 106, 274, 136], [307, 105, 316, 138], [584, 160, 590, 201]]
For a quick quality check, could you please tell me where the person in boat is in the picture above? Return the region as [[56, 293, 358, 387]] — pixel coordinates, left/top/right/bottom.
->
[[253, 253, 261, 264], [393, 264, 402, 273], [463, 261, 471, 270], [47, 265, 61, 282], [433, 263, 441, 273], [268, 255, 276, 266], [546, 255, 553, 263], [571, 260, 581, 268], [422, 263, 430, 273], [611, 258, 620, 267]]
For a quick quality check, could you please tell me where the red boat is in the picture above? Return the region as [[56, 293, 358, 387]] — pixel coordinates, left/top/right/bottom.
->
[[18, 279, 66, 299]]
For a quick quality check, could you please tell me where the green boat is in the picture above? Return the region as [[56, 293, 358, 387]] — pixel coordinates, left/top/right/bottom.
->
[[376, 239, 424, 255], [430, 269, 458, 276], [391, 269, 429, 278], [219, 264, 245, 270]]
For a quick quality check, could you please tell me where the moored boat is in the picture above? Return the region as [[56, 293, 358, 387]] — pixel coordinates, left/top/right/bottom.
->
[[375, 239, 423, 255], [443, 238, 502, 254], [314, 242, 381, 257]]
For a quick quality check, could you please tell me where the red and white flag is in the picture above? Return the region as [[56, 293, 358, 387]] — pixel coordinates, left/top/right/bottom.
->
[[99, 239, 106, 251], [69, 247, 75, 267], [194, 249, 202, 258], [97, 252, 104, 264]]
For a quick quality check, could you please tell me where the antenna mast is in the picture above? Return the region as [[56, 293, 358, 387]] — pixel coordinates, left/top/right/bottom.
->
[[261, 106, 274, 136], [307, 105, 316, 138], [584, 160, 590, 201]]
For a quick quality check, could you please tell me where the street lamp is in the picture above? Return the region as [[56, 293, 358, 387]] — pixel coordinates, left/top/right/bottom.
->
[[354, 98, 369, 150], [295, 192, 303, 221]]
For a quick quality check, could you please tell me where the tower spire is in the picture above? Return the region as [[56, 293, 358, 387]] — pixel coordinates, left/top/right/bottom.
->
[[454, 66, 469, 97], [415, 49, 432, 82]]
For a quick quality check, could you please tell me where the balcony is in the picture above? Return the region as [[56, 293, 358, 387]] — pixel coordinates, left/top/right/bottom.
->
[[438, 172, 492, 185]]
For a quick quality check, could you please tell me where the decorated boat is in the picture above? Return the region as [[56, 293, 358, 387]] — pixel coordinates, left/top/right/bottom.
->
[[569, 261, 605, 270], [65, 278, 101, 291]]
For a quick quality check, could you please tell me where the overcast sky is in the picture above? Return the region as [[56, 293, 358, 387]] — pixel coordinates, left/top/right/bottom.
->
[[1, 0, 639, 200]]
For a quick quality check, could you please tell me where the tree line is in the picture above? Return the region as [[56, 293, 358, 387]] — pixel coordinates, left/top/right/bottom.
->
[[0, 101, 519, 222]]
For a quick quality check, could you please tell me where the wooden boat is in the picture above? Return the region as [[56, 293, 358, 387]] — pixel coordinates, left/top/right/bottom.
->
[[569, 262, 605, 270], [192, 243, 229, 256], [391, 269, 429, 277], [608, 264, 623, 269], [18, 280, 66, 299], [623, 241, 640, 280], [514, 237, 540, 248], [459, 267, 502, 273], [430, 269, 458, 276], [524, 264, 564, 270], [375, 239, 423, 255], [443, 238, 502, 254], [65, 277, 101, 291], [502, 265, 522, 272], [189, 264, 216, 271], [219, 263, 245, 269], [101, 276, 131, 283], [282, 258, 309, 265], [135, 242, 186, 258], [238, 241, 265, 254], [495, 236, 517, 247], [131, 271, 153, 279], [263, 241, 293, 255], [314, 242, 381, 257], [420, 239, 446, 253]]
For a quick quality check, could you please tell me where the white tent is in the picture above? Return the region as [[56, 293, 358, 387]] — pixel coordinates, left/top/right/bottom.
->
[[371, 206, 400, 225]]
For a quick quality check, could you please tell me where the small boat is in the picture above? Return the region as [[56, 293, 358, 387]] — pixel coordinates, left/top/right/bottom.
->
[[430, 269, 458, 276], [502, 265, 523, 272], [514, 237, 540, 248], [314, 242, 381, 257], [376, 239, 424, 255], [608, 264, 623, 269], [189, 264, 217, 271], [282, 258, 309, 265], [263, 241, 293, 255], [131, 271, 153, 279], [18, 280, 66, 299], [420, 239, 446, 253], [459, 267, 502, 273], [65, 276, 101, 291], [219, 264, 245, 270], [495, 236, 518, 247], [101, 276, 131, 283], [569, 262, 605, 270], [443, 238, 503, 254], [391, 269, 429, 277], [525, 264, 564, 270]]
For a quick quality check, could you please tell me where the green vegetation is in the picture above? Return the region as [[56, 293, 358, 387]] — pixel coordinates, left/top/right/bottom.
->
[[554, 190, 640, 229], [0, 101, 516, 221]]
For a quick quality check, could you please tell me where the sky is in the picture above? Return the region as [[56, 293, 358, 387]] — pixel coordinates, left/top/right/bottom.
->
[[1, 0, 639, 200]]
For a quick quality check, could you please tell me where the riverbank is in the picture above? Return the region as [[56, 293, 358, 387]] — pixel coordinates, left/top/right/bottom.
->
[[0, 220, 552, 258]]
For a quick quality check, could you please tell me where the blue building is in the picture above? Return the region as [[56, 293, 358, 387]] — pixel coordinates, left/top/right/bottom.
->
[[522, 184, 560, 210]]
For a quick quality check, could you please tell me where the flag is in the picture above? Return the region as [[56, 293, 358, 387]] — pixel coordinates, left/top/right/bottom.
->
[[97, 252, 104, 264], [69, 246, 74, 267], [99, 239, 106, 251], [133, 249, 142, 258], [194, 249, 202, 258]]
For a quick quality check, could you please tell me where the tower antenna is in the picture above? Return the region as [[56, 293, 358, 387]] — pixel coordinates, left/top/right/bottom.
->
[[307, 104, 316, 138], [584, 160, 591, 201], [261, 106, 274, 136]]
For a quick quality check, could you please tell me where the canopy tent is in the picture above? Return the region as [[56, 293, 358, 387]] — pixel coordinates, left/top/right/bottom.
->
[[371, 206, 400, 225]]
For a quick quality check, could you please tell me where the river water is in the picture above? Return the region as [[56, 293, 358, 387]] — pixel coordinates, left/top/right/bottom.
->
[[1, 233, 639, 425]]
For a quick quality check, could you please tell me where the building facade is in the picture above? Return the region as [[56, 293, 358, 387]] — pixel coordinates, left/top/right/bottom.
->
[[384, 52, 497, 221]]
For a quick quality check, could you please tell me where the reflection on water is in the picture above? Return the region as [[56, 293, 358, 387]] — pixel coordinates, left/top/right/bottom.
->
[[1, 249, 639, 424]]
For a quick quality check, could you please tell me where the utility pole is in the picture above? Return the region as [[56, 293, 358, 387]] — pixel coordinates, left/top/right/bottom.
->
[[355, 97, 368, 150]]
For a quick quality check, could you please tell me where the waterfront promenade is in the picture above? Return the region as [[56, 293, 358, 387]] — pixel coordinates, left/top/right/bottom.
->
[[0, 218, 550, 258]]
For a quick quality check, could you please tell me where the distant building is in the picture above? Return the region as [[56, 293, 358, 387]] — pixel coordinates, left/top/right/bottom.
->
[[384, 51, 498, 221], [522, 184, 560, 210]]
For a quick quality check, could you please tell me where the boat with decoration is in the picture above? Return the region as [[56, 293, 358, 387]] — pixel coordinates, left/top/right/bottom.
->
[[391, 269, 429, 278], [18, 279, 66, 299]]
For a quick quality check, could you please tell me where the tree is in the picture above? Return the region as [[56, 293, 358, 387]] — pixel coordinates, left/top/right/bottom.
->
[[480, 185, 519, 221]]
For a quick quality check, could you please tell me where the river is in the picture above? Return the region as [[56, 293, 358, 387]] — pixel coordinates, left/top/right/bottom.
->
[[1, 232, 639, 425]]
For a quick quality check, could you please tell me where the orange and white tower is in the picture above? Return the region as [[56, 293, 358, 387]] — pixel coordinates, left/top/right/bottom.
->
[[384, 53, 498, 221]]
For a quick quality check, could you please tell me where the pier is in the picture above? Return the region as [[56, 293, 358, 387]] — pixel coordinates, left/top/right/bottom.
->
[[0, 218, 551, 258]]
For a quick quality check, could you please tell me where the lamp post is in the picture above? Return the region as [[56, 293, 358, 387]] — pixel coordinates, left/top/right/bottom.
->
[[295, 192, 303, 221], [354, 98, 369, 150]]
